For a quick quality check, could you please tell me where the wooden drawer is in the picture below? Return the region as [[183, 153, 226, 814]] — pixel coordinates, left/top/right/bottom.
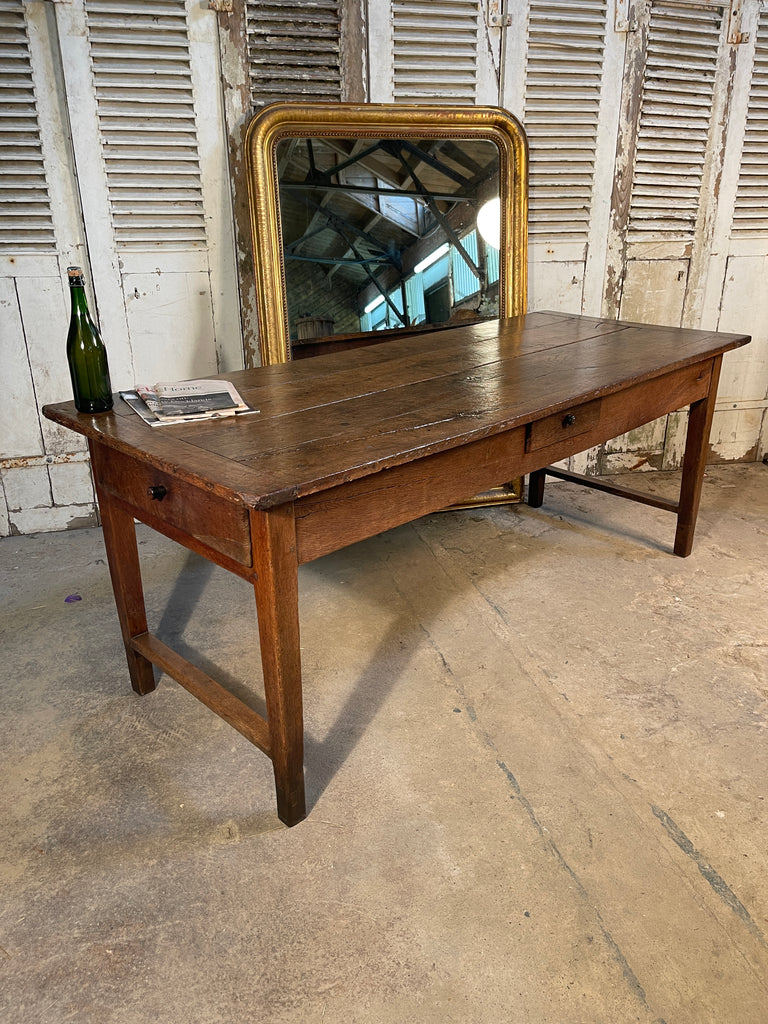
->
[[92, 444, 252, 567], [519, 359, 714, 474], [526, 397, 602, 453]]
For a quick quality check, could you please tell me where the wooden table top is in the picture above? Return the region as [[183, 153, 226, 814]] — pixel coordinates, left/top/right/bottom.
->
[[44, 311, 750, 510]]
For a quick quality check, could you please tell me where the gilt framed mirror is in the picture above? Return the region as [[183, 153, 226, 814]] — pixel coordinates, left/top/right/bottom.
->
[[244, 102, 528, 366]]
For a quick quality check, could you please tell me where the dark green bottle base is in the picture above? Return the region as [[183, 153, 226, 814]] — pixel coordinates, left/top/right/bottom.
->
[[76, 398, 114, 414]]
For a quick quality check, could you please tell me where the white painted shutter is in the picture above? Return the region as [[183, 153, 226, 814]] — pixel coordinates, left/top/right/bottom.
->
[[524, 0, 610, 243], [55, 0, 243, 383], [627, 2, 725, 243], [367, 3, 499, 109], [512, 0, 620, 318], [709, 5, 768, 464], [85, 0, 207, 248], [3, 0, 244, 535], [0, 0, 55, 253], [1, 0, 98, 534], [731, 7, 768, 235], [392, 0, 481, 102], [247, 0, 342, 106], [608, 2, 748, 473]]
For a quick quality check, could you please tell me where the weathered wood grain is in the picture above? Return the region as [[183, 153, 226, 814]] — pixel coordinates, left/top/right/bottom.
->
[[45, 315, 748, 515]]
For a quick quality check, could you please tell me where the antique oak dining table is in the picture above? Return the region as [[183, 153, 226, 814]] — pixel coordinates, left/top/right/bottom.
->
[[43, 311, 750, 826]]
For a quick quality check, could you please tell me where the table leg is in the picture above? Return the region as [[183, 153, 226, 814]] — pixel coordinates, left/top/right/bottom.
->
[[527, 468, 547, 508], [95, 479, 156, 695], [674, 355, 723, 557], [251, 505, 306, 827]]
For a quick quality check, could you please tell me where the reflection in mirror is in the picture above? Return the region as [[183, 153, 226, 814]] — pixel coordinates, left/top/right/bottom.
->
[[276, 136, 502, 358]]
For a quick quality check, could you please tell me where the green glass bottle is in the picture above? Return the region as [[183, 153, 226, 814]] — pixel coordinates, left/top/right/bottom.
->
[[66, 266, 113, 413]]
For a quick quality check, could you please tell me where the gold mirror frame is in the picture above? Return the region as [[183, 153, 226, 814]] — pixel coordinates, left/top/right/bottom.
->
[[244, 101, 528, 366], [244, 102, 528, 507]]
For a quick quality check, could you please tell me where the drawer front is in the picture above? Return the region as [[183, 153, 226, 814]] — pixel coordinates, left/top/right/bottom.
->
[[526, 397, 602, 453], [92, 445, 252, 567], [519, 359, 714, 473]]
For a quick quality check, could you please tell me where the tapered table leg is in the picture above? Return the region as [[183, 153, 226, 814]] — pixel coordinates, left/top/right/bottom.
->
[[674, 355, 723, 557], [251, 505, 306, 827], [92, 447, 156, 695], [527, 468, 547, 508]]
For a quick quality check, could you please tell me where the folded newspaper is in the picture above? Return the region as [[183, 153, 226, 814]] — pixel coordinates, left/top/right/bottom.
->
[[119, 380, 256, 426]]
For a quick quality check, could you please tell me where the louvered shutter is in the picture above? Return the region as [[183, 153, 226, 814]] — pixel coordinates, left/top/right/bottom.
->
[[524, 0, 609, 243], [392, 0, 480, 102], [731, 7, 768, 236], [627, 2, 724, 243], [0, 0, 55, 253], [1, 0, 97, 534], [247, 0, 342, 106], [2, 0, 242, 535], [605, 1, 759, 473], [55, 0, 242, 378], [85, 0, 207, 249], [708, 5, 768, 464]]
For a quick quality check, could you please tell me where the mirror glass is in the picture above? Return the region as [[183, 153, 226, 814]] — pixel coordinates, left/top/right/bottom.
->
[[276, 135, 501, 357]]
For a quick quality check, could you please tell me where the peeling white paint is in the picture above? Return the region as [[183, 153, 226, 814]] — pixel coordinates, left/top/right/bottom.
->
[[710, 408, 763, 461]]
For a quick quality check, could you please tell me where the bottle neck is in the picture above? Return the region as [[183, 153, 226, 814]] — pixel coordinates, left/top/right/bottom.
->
[[69, 283, 90, 318]]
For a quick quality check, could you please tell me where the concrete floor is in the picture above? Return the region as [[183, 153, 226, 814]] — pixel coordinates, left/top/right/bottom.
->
[[2, 464, 767, 1024]]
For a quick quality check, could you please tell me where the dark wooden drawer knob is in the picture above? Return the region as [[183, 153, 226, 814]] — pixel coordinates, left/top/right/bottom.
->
[[147, 485, 168, 501], [562, 413, 577, 427]]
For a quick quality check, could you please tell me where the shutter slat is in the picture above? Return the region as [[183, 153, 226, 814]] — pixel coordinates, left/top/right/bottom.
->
[[627, 3, 723, 243], [732, 11, 768, 236], [525, 0, 608, 242], [247, 0, 342, 106], [392, 0, 479, 102], [0, 0, 55, 253], [85, 0, 206, 249]]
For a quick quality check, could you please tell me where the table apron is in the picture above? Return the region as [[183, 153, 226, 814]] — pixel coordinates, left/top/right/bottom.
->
[[294, 358, 714, 564], [90, 442, 253, 572]]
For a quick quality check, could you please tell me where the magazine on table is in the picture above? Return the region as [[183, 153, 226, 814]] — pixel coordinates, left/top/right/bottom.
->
[[119, 379, 257, 426]]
